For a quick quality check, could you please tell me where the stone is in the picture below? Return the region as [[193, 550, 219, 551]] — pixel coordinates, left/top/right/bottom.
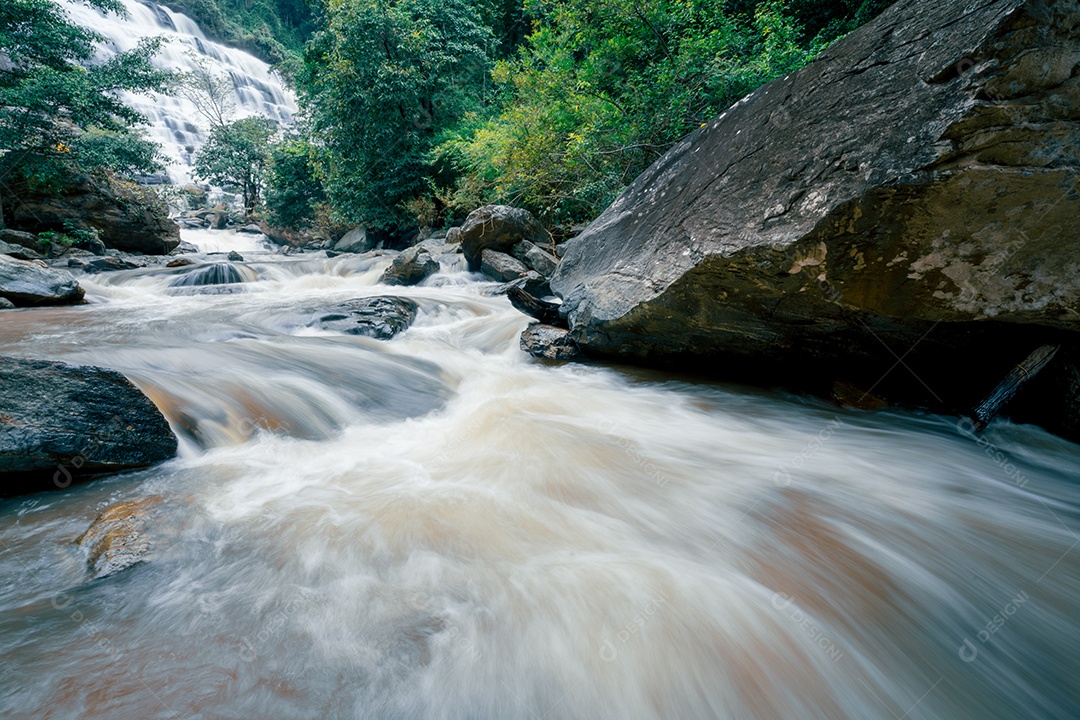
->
[[0, 356, 177, 489], [170, 240, 200, 255], [311, 297, 418, 339], [2, 174, 180, 253], [237, 224, 263, 234], [166, 257, 195, 268], [551, 0, 1080, 415], [334, 226, 375, 254], [0, 254, 84, 306], [381, 246, 439, 286], [0, 240, 43, 261], [84, 257, 140, 273], [459, 205, 547, 270], [0, 229, 38, 250], [227, 250, 244, 262], [76, 496, 167, 578], [514, 241, 558, 277], [0, 297, 14, 310], [520, 323, 583, 361], [480, 249, 530, 283]]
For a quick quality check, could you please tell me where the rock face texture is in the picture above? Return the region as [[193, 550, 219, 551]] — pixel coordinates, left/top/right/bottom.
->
[[551, 0, 1080, 413], [382, 245, 439, 286], [311, 297, 419, 339], [520, 323, 582, 361], [76, 496, 167, 579], [0, 255, 84, 306], [4, 176, 180, 254], [0, 357, 177, 490], [460, 205, 548, 271]]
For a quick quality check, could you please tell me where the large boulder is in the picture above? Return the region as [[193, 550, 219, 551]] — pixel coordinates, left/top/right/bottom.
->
[[381, 245, 439, 286], [4, 175, 180, 254], [0, 240, 43, 261], [334, 226, 376, 254], [0, 254, 84, 306], [552, 0, 1080, 416], [0, 357, 177, 491], [459, 205, 547, 271]]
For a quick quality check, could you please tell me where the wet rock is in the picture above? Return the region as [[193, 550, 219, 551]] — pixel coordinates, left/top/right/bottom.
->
[[493, 272, 550, 299], [168, 263, 247, 288], [381, 246, 439, 286], [480, 249, 530, 283], [0, 240, 43, 261], [166, 257, 195, 268], [76, 496, 167, 578], [551, 0, 1080, 416], [459, 205, 547, 271], [227, 250, 244, 262], [0, 254, 84, 306], [2, 174, 179, 253], [0, 297, 14, 310], [84, 256, 139, 273], [520, 323, 583, 361], [237, 224, 263, 234], [334, 226, 375, 254], [0, 357, 177, 490], [312, 297, 418, 339]]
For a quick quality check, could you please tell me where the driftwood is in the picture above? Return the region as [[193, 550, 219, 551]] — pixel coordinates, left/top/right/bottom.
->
[[968, 344, 1059, 431], [508, 286, 565, 328]]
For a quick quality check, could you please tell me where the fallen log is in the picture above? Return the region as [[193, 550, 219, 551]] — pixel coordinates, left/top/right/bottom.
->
[[968, 344, 1059, 431], [508, 286, 565, 328]]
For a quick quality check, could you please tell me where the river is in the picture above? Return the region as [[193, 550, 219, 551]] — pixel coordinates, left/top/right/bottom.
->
[[1, 231, 1078, 719]]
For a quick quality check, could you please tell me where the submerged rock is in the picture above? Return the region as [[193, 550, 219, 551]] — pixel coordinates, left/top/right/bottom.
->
[[382, 246, 439, 286], [0, 357, 177, 491], [552, 0, 1080, 419], [521, 323, 583, 361], [76, 496, 167, 578], [459, 205, 547, 271], [0, 254, 84, 306], [312, 296, 418, 339]]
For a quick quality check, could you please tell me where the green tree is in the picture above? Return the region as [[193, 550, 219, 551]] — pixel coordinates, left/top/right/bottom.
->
[[263, 132, 325, 230], [438, 0, 829, 224], [300, 0, 493, 231], [193, 116, 277, 217], [0, 0, 172, 225]]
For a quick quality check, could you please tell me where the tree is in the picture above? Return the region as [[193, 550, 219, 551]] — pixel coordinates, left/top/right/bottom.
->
[[0, 0, 172, 226], [177, 53, 236, 131], [437, 0, 828, 224], [193, 116, 276, 217], [300, 0, 493, 231], [263, 131, 325, 230]]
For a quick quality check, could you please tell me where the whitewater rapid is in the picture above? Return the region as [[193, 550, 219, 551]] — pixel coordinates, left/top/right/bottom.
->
[[0, 233, 1078, 719]]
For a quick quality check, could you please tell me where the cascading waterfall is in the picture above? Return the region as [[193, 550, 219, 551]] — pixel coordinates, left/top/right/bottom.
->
[[0, 237, 1078, 719], [60, 0, 296, 183]]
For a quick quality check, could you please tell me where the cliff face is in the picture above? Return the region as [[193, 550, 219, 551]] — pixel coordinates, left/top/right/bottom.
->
[[551, 0, 1080, 418]]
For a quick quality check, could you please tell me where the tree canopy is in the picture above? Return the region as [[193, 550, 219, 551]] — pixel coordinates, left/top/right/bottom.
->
[[0, 0, 172, 198]]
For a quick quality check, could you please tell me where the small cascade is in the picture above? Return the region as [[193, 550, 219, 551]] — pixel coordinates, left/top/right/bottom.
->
[[60, 0, 297, 183]]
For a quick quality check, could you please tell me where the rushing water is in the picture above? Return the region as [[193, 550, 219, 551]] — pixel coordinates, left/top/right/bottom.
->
[[61, 0, 296, 182], [1, 232, 1079, 719]]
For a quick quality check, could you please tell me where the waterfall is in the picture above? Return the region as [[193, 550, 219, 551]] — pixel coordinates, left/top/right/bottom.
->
[[60, 0, 297, 184]]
